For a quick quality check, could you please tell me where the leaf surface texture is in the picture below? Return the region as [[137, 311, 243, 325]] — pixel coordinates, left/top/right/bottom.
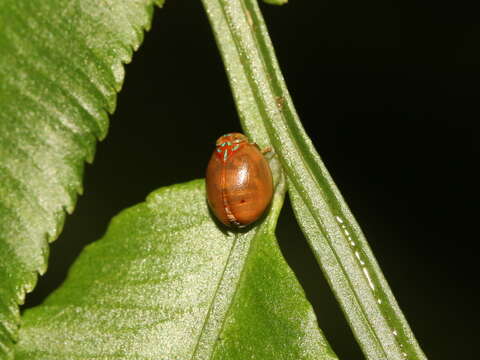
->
[[16, 180, 337, 360]]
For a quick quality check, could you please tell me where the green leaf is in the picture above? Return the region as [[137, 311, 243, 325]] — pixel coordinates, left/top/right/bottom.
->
[[201, 0, 427, 359], [0, 0, 158, 357], [262, 0, 288, 5], [16, 179, 337, 360]]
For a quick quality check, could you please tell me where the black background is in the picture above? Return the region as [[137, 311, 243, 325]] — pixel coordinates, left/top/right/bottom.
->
[[25, 1, 476, 359]]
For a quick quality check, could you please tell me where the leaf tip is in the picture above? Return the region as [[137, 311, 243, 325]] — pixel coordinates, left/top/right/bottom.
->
[[155, 0, 167, 8]]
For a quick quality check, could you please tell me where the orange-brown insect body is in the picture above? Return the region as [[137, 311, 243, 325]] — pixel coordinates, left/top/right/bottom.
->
[[206, 133, 273, 228]]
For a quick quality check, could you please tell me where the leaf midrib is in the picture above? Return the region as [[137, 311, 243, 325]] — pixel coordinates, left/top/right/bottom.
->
[[189, 229, 255, 360]]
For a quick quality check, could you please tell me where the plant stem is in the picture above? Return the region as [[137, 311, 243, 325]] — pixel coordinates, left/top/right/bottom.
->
[[201, 0, 427, 359]]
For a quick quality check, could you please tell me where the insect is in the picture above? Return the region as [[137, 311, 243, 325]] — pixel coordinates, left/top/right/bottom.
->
[[206, 133, 273, 228]]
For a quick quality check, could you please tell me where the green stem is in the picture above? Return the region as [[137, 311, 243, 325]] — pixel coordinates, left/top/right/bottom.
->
[[201, 0, 427, 359]]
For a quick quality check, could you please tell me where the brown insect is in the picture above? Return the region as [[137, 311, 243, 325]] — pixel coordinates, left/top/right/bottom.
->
[[206, 133, 273, 228]]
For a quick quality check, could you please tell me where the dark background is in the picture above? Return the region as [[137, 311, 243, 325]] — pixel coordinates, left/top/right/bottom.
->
[[24, 1, 476, 359]]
